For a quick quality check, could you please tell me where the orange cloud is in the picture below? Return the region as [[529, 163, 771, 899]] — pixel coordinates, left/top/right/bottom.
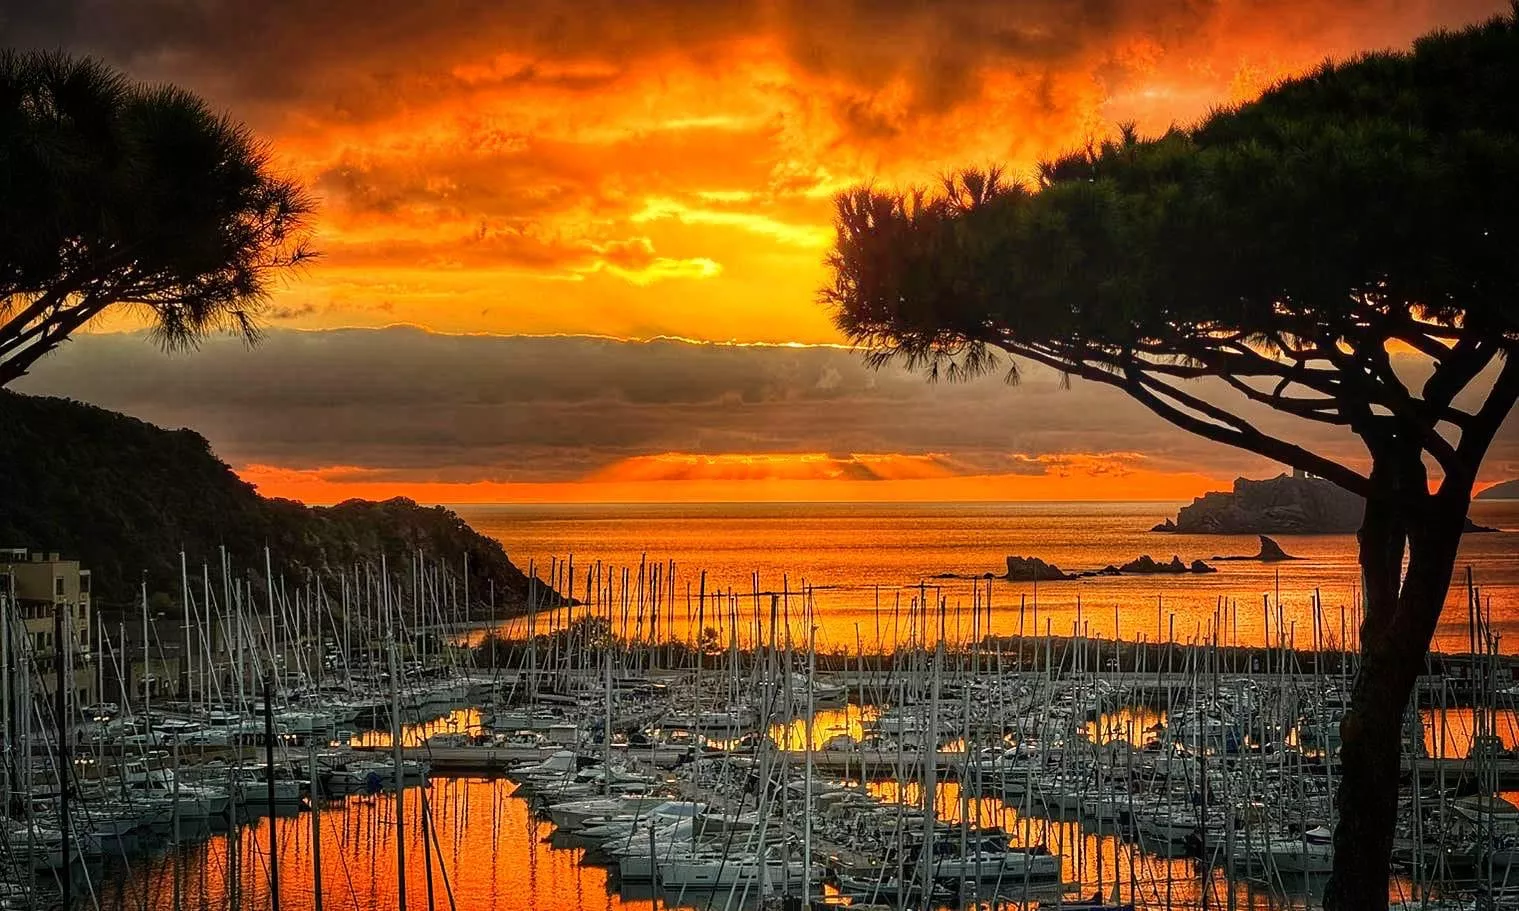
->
[[1008, 451, 1151, 478], [16, 0, 1504, 342]]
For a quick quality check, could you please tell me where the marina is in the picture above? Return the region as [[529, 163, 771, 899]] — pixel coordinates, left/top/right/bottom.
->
[[2, 549, 1519, 910]]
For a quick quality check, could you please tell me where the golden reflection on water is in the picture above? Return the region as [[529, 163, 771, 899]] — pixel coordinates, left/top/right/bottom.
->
[[97, 776, 1304, 911], [1080, 707, 1168, 747], [862, 779, 1322, 910], [1421, 707, 1519, 759], [768, 705, 879, 751], [89, 756, 1451, 911], [145, 702, 1513, 910], [351, 708, 484, 749], [95, 779, 655, 911]]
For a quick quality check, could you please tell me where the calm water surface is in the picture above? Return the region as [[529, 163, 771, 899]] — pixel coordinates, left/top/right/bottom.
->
[[458, 500, 1519, 652]]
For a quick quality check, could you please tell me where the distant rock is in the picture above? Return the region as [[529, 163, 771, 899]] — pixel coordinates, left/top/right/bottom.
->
[[1190, 559, 1218, 574], [1213, 535, 1301, 562], [1156, 474, 1498, 534], [1476, 479, 1519, 500], [1254, 536, 1296, 561], [1005, 555, 1070, 582]]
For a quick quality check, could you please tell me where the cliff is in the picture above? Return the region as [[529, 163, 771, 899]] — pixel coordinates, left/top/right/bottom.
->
[[1154, 474, 1496, 534], [0, 391, 545, 611]]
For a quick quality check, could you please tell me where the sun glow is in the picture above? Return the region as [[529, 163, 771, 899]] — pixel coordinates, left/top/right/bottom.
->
[[181, 0, 1501, 346], [239, 453, 1226, 506]]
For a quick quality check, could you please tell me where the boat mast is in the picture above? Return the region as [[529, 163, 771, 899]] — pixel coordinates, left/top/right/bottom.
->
[[201, 564, 212, 716], [181, 551, 192, 705], [803, 589, 815, 906], [921, 610, 942, 905], [54, 597, 71, 911], [388, 634, 407, 911], [1, 575, 10, 810], [310, 714, 324, 911], [263, 671, 281, 911], [141, 578, 150, 734], [602, 594, 612, 798]]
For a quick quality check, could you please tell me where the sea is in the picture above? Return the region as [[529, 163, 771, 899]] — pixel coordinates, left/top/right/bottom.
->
[[456, 499, 1519, 654]]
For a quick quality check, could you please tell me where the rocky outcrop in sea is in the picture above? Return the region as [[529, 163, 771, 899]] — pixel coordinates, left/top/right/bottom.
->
[[1004, 555, 1071, 581], [1005, 553, 1216, 581]]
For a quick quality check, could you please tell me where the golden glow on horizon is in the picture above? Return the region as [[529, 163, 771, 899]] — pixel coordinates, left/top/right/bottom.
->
[[238, 453, 1227, 506]]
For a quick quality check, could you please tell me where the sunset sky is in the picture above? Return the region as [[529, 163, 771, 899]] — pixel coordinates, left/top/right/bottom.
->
[[10, 0, 1518, 502]]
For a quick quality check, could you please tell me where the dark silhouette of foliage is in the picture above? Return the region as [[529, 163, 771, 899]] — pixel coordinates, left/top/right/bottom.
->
[[824, 11, 1519, 908], [0, 391, 541, 615], [0, 50, 314, 386]]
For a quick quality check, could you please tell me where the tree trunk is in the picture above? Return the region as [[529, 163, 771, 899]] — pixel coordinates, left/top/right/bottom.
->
[[1324, 496, 1467, 911]]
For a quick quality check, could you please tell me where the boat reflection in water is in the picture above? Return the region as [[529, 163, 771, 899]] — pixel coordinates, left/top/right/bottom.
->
[[80, 778, 1265, 911]]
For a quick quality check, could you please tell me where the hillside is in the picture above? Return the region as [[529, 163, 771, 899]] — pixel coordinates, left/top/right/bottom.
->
[[0, 391, 546, 612], [1477, 479, 1519, 500]]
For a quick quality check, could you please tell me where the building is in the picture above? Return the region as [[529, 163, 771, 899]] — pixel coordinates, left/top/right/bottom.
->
[[0, 548, 98, 719]]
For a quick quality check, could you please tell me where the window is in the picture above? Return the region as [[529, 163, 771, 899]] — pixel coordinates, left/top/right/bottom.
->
[[54, 577, 64, 597], [78, 575, 89, 594]]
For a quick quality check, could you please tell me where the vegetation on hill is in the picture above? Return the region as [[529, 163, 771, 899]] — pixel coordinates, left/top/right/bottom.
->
[[0, 391, 543, 613]]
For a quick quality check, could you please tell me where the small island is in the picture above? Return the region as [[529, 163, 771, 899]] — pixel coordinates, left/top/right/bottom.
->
[[1153, 473, 1498, 534]]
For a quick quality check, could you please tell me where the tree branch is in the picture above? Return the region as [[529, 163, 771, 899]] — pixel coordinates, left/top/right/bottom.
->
[[997, 339, 1373, 496], [0, 295, 109, 382], [1446, 355, 1519, 497]]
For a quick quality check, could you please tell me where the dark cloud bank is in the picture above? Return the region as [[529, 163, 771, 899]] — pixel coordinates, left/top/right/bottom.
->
[[15, 328, 1518, 485]]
